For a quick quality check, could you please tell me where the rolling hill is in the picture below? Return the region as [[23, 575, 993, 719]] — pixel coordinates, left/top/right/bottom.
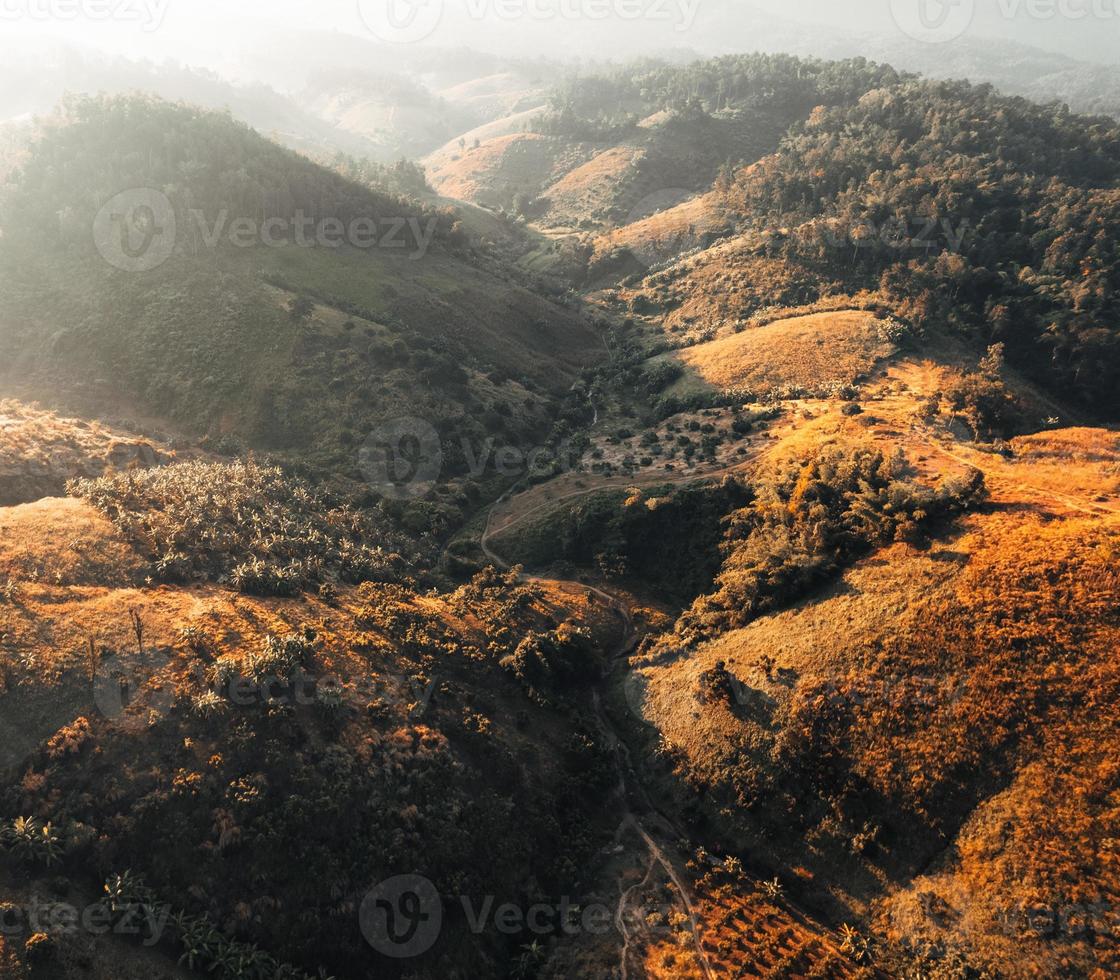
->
[[4, 44, 1120, 980], [0, 95, 602, 509]]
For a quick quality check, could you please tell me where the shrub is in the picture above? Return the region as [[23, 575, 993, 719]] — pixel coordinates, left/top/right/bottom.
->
[[1, 818, 63, 867], [671, 444, 986, 641], [70, 460, 419, 593]]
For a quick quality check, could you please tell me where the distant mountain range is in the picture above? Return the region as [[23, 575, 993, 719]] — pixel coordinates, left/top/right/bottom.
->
[[2, 23, 1117, 172]]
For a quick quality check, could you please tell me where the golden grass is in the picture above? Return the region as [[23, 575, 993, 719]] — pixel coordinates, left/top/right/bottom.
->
[[609, 237, 842, 336], [425, 132, 591, 207], [635, 404, 1120, 968], [1008, 427, 1120, 502], [543, 145, 644, 199], [0, 497, 144, 587], [0, 400, 170, 505], [677, 310, 895, 394]]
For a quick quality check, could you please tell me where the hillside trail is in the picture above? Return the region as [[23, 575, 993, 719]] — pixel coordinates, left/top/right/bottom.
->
[[482, 494, 874, 977], [913, 426, 1120, 519]]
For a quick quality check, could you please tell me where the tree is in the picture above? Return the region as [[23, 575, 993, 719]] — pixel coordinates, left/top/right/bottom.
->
[[287, 296, 315, 324], [980, 342, 1006, 380]]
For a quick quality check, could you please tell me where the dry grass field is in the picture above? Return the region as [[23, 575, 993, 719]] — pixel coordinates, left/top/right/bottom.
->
[[676, 310, 897, 395], [424, 131, 596, 209], [0, 400, 170, 506], [535, 144, 648, 228]]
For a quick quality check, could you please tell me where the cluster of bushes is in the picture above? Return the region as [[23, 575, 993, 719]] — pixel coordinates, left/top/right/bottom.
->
[[671, 444, 987, 643], [496, 480, 750, 603], [0, 817, 63, 867], [209, 631, 317, 694], [99, 871, 331, 980], [500, 622, 596, 699], [942, 344, 1026, 440], [70, 460, 420, 594]]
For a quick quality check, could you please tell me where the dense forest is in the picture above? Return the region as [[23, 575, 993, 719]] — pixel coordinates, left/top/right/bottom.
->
[[540, 54, 908, 140], [536, 55, 1120, 418], [716, 78, 1120, 416]]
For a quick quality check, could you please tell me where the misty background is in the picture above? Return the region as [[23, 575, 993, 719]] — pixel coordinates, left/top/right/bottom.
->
[[1, 0, 1118, 163]]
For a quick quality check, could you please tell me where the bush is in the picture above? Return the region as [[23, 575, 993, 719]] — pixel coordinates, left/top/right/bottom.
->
[[1, 818, 63, 868], [70, 460, 418, 594], [671, 444, 986, 641]]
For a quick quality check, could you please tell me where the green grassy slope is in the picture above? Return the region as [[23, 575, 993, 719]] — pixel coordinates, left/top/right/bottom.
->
[[0, 96, 601, 484]]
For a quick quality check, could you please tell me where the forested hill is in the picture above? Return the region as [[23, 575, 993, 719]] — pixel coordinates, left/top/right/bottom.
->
[[0, 95, 453, 252], [0, 95, 601, 497], [538, 53, 908, 137], [547, 58, 1120, 418], [713, 77, 1120, 415]]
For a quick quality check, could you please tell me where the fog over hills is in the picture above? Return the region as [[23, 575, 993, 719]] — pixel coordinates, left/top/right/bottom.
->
[[3, 0, 1119, 153]]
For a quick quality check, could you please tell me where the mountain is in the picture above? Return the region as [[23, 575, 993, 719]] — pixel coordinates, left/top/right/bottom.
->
[[0, 41, 389, 160], [424, 55, 906, 226], [0, 95, 602, 524], [567, 59, 1120, 419], [2, 43, 1120, 980]]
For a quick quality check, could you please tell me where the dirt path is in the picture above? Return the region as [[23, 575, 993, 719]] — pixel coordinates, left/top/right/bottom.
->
[[475, 398, 1119, 978]]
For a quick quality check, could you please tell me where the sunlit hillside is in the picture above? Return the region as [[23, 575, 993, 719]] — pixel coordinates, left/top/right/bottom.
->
[[2, 17, 1120, 980]]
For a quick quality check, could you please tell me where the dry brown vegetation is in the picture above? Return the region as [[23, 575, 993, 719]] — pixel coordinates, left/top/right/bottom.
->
[[424, 132, 596, 210], [623, 348, 1120, 976], [0, 401, 169, 506], [677, 311, 898, 397]]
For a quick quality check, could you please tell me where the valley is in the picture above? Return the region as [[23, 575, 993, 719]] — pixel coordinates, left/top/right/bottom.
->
[[2, 33, 1120, 980]]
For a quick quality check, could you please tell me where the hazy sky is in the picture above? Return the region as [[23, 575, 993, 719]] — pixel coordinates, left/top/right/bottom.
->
[[0, 0, 1116, 68]]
